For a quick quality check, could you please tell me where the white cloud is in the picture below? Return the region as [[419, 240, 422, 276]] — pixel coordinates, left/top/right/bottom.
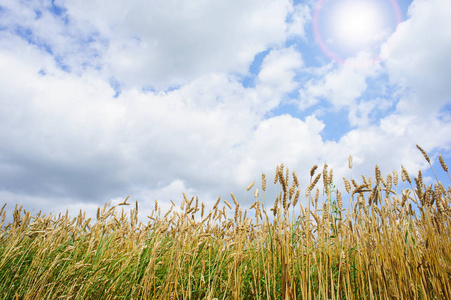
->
[[299, 52, 381, 112], [286, 3, 311, 39], [382, 0, 451, 115], [55, 0, 295, 89], [1, 0, 302, 89], [236, 114, 325, 181], [0, 45, 276, 209], [0, 0, 106, 73], [348, 97, 393, 127], [256, 47, 304, 108], [0, 39, 324, 215]]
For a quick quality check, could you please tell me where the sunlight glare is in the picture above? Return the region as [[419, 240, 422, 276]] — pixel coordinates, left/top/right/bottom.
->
[[313, 0, 402, 64], [332, 1, 383, 49]]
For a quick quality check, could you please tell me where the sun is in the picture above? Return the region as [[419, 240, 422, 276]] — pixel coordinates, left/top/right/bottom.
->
[[313, 0, 402, 63], [332, 1, 383, 49]]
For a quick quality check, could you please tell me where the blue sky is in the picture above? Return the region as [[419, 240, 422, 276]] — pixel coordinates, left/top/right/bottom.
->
[[0, 0, 450, 221]]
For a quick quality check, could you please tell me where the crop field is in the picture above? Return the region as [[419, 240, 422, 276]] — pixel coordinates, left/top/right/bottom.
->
[[1, 145, 450, 299]]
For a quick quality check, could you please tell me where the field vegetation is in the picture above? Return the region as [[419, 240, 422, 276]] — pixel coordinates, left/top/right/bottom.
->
[[1, 145, 450, 299]]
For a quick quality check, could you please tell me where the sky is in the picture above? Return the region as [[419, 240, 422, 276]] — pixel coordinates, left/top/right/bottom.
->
[[1, 0, 451, 223]]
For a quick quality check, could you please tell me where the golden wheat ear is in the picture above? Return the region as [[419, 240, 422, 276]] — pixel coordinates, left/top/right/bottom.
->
[[118, 195, 131, 206]]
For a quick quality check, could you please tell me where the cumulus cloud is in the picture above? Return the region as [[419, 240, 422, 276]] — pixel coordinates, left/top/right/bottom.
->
[[235, 114, 325, 182], [0, 42, 308, 217], [256, 47, 304, 110], [286, 3, 311, 39], [1, 0, 307, 89], [0, 0, 106, 73], [382, 0, 451, 115], [348, 97, 393, 127], [298, 52, 382, 116], [55, 0, 297, 89]]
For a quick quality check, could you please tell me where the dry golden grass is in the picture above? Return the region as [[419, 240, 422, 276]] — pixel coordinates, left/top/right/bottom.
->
[[1, 148, 451, 299]]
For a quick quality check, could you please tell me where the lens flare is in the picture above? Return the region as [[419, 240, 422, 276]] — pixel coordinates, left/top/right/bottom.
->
[[313, 0, 402, 64]]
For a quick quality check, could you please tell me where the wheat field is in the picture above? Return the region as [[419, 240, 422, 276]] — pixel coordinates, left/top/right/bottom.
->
[[1, 145, 450, 299]]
